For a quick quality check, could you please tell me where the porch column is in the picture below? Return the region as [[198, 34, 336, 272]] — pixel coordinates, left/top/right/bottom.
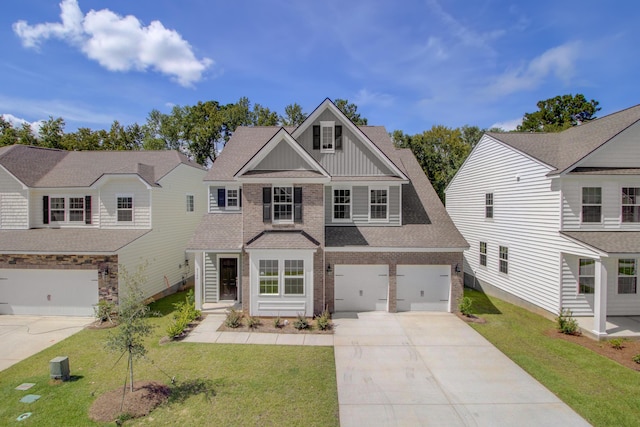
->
[[194, 251, 203, 310], [593, 258, 608, 337]]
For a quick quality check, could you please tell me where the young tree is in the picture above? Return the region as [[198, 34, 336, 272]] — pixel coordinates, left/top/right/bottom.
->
[[517, 94, 601, 132], [106, 264, 155, 393]]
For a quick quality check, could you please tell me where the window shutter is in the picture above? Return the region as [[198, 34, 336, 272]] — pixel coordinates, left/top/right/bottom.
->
[[294, 187, 303, 222], [313, 125, 320, 150], [262, 187, 271, 222], [43, 196, 49, 224], [335, 125, 342, 150], [239, 188, 242, 208], [217, 188, 226, 207], [85, 195, 92, 224]]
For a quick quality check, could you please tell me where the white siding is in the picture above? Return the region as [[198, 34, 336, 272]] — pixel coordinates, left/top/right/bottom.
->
[[30, 189, 99, 228], [446, 135, 594, 315], [204, 253, 218, 302], [578, 120, 640, 168], [560, 254, 595, 316], [0, 167, 29, 229], [117, 164, 206, 299], [99, 177, 151, 229]]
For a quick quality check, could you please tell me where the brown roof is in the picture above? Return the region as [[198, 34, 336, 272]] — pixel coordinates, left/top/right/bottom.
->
[[0, 228, 149, 253], [245, 230, 320, 250], [487, 104, 640, 175], [561, 231, 640, 254], [186, 213, 243, 251], [240, 170, 326, 179], [0, 145, 204, 188]]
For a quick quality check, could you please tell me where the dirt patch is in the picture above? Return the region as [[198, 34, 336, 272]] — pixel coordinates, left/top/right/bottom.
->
[[545, 329, 640, 371], [86, 320, 118, 330], [457, 313, 487, 324], [89, 380, 171, 423], [217, 317, 333, 334]]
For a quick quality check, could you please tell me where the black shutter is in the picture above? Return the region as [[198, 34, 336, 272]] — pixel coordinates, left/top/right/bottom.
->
[[85, 195, 92, 224], [239, 188, 242, 208], [262, 187, 271, 222], [335, 125, 342, 150], [217, 188, 226, 207], [313, 125, 320, 150], [294, 187, 303, 222], [43, 196, 49, 224]]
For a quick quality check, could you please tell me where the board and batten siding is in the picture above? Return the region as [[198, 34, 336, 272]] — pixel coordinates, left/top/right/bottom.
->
[[117, 164, 206, 300], [0, 166, 29, 229], [29, 189, 99, 228], [99, 177, 151, 229], [297, 110, 393, 176], [446, 135, 593, 315], [324, 184, 401, 226], [254, 140, 312, 171]]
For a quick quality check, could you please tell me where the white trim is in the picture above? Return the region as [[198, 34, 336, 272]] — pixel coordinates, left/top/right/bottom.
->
[[320, 121, 335, 153], [331, 186, 352, 223], [325, 246, 467, 253], [91, 173, 153, 190], [368, 185, 389, 223], [225, 187, 240, 211], [217, 254, 240, 302], [116, 194, 134, 224], [272, 185, 294, 224]]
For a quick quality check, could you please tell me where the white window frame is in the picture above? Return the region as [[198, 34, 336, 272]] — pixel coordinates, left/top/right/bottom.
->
[[47, 196, 86, 223], [258, 259, 279, 295], [273, 186, 293, 223], [116, 194, 134, 223], [581, 187, 602, 224], [618, 258, 637, 294], [284, 259, 305, 295], [186, 194, 195, 213], [479, 241, 487, 267], [49, 197, 65, 222], [485, 193, 494, 219], [68, 197, 85, 222], [622, 187, 640, 223], [320, 121, 335, 153], [369, 186, 389, 222], [332, 187, 352, 222], [578, 258, 595, 294], [499, 246, 508, 274], [226, 187, 239, 211]]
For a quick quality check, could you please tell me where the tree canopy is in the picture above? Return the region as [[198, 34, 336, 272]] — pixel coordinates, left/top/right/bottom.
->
[[334, 99, 368, 125], [517, 94, 601, 132]]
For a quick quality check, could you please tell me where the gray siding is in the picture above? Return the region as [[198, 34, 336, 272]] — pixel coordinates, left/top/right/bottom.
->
[[325, 184, 401, 226], [579, 120, 640, 168], [204, 253, 218, 302], [255, 139, 312, 170]]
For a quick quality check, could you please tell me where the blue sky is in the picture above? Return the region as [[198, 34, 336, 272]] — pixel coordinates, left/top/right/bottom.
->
[[2, 0, 640, 135]]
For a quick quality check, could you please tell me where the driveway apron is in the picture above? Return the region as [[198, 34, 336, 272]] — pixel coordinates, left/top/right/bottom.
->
[[333, 312, 590, 427]]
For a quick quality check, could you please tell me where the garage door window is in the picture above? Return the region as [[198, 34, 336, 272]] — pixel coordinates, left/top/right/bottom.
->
[[284, 260, 304, 295], [259, 260, 279, 294]]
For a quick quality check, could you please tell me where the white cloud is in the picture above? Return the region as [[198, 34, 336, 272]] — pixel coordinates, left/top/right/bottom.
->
[[352, 89, 394, 108], [1, 114, 42, 134], [13, 0, 212, 87], [490, 117, 522, 131], [486, 42, 581, 96]]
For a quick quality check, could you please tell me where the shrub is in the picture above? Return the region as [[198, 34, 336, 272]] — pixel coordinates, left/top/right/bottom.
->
[[246, 316, 261, 329], [272, 316, 281, 329], [609, 338, 626, 350], [293, 313, 310, 330], [225, 309, 243, 328], [316, 309, 332, 331], [556, 308, 580, 335], [633, 354, 640, 364], [166, 318, 188, 338], [94, 300, 116, 324], [458, 296, 473, 316]]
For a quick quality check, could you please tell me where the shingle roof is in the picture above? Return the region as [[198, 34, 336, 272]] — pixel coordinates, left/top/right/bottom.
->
[[0, 145, 204, 187], [245, 230, 320, 250], [487, 104, 640, 175], [0, 229, 150, 253], [561, 231, 640, 254], [186, 213, 243, 251]]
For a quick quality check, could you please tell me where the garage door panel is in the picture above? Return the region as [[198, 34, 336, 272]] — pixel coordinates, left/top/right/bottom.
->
[[0, 269, 98, 316], [335, 265, 388, 312], [397, 265, 450, 312]]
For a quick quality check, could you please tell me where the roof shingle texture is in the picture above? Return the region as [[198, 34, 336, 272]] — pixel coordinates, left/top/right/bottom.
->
[[561, 231, 640, 254], [186, 213, 243, 251], [0, 229, 150, 253]]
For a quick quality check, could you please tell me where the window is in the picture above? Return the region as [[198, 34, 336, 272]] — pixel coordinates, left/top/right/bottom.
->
[[273, 187, 293, 222], [622, 187, 640, 223], [618, 259, 637, 294], [499, 246, 508, 274], [578, 259, 595, 294], [479, 242, 487, 266], [68, 197, 84, 222], [284, 260, 304, 295], [485, 193, 493, 219], [582, 187, 602, 223], [333, 188, 351, 221], [50, 197, 65, 222], [186, 194, 194, 212], [259, 260, 279, 294], [370, 188, 388, 221], [320, 121, 335, 153], [117, 196, 133, 222], [226, 189, 239, 209]]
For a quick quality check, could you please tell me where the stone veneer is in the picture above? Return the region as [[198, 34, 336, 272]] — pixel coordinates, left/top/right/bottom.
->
[[0, 254, 119, 305]]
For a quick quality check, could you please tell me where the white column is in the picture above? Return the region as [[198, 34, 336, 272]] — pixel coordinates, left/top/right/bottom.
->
[[592, 258, 608, 337], [194, 252, 203, 310]]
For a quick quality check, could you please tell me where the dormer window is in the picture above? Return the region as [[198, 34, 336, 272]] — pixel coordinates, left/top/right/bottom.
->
[[313, 122, 342, 152]]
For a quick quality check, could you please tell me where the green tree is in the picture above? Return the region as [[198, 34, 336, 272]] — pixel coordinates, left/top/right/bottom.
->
[[334, 99, 368, 125], [16, 122, 37, 146], [38, 116, 65, 149], [0, 116, 17, 147], [517, 94, 601, 132], [105, 264, 154, 393], [252, 103, 279, 126], [280, 103, 307, 126], [183, 101, 224, 165], [61, 127, 103, 151]]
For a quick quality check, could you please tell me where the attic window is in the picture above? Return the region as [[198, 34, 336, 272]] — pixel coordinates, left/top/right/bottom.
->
[[321, 121, 335, 153]]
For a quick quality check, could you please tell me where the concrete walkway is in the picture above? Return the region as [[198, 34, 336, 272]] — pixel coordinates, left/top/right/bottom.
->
[[334, 312, 590, 427], [0, 315, 93, 372]]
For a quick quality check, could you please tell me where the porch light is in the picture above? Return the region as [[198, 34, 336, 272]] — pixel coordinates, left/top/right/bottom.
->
[[455, 263, 460, 273], [326, 264, 332, 274]]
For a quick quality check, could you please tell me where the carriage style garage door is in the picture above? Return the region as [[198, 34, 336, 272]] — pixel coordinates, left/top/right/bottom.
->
[[0, 269, 98, 316], [396, 265, 450, 312], [334, 265, 388, 312]]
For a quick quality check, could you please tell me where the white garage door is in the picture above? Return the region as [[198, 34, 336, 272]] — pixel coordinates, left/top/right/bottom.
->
[[334, 265, 388, 312], [397, 265, 450, 312], [0, 269, 98, 316]]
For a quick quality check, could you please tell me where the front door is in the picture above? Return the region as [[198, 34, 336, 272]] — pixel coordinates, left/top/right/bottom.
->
[[219, 258, 238, 300]]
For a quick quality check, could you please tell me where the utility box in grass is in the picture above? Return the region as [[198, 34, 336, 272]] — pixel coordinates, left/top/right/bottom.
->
[[50, 356, 70, 381]]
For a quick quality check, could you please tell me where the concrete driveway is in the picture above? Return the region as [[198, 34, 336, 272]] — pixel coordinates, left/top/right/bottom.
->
[[333, 312, 590, 427], [0, 315, 92, 372]]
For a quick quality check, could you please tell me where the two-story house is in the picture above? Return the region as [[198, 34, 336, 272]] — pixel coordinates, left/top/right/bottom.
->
[[188, 98, 468, 317], [0, 145, 206, 315], [446, 104, 640, 337]]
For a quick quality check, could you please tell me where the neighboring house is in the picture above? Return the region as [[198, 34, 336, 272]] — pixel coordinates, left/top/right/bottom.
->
[[0, 145, 206, 316], [187, 98, 468, 317], [446, 104, 640, 337]]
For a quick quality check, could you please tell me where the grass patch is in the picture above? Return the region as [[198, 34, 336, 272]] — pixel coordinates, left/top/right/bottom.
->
[[0, 290, 338, 426], [465, 288, 640, 427]]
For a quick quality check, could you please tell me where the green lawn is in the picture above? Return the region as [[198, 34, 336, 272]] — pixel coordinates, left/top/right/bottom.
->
[[465, 288, 640, 427], [0, 291, 338, 426]]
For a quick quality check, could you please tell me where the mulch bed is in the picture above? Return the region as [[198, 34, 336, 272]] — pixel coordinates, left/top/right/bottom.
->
[[89, 381, 171, 423], [457, 313, 487, 324], [217, 317, 334, 334]]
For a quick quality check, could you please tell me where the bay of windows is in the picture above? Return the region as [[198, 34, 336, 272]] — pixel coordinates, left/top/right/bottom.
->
[[258, 259, 305, 295]]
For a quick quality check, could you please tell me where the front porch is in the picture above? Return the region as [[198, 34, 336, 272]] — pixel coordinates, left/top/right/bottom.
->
[[576, 316, 640, 340]]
